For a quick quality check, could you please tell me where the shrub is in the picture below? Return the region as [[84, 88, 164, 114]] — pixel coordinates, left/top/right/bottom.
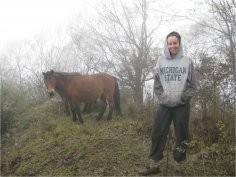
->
[[1, 81, 29, 135]]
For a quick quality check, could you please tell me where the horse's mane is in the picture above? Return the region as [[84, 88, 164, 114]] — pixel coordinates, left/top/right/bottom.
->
[[56, 72, 82, 76], [54, 72, 82, 82]]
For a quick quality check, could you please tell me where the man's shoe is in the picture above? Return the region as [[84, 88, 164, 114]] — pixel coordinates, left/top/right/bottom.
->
[[138, 166, 160, 176]]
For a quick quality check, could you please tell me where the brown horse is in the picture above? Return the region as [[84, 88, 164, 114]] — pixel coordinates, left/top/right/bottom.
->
[[42, 70, 121, 123], [43, 71, 81, 115]]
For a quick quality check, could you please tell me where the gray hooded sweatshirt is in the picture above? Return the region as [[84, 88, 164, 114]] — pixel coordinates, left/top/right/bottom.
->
[[154, 39, 197, 107]]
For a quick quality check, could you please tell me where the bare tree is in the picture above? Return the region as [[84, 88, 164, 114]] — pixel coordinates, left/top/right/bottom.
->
[[190, 0, 235, 100], [70, 26, 106, 74], [184, 0, 235, 122], [72, 0, 160, 107], [184, 0, 236, 136], [207, 0, 235, 83]]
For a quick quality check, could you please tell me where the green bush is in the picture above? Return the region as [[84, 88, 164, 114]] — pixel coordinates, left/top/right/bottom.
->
[[1, 81, 29, 135]]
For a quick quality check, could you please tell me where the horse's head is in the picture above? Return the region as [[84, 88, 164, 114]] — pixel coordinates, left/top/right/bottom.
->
[[42, 70, 56, 98]]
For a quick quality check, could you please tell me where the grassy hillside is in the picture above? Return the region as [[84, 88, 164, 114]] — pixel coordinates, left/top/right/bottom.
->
[[1, 101, 151, 176], [1, 101, 235, 176]]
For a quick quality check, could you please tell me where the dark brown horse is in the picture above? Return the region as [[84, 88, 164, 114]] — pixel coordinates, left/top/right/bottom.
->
[[42, 70, 121, 123]]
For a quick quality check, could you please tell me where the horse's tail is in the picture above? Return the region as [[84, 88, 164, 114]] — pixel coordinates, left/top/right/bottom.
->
[[113, 76, 121, 115]]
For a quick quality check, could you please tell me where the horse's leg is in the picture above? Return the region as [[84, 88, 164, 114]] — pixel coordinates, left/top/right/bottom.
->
[[70, 104, 78, 122], [82, 103, 91, 114], [87, 103, 92, 113], [61, 95, 70, 115], [106, 97, 114, 120], [82, 103, 87, 114], [96, 98, 107, 121], [70, 102, 83, 123], [75, 105, 84, 124], [64, 100, 71, 116]]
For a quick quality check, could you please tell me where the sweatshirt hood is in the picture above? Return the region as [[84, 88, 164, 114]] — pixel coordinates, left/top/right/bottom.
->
[[163, 39, 184, 59]]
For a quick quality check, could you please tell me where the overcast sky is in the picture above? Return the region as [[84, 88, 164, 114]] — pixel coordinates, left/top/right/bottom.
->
[[0, 0, 194, 51]]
